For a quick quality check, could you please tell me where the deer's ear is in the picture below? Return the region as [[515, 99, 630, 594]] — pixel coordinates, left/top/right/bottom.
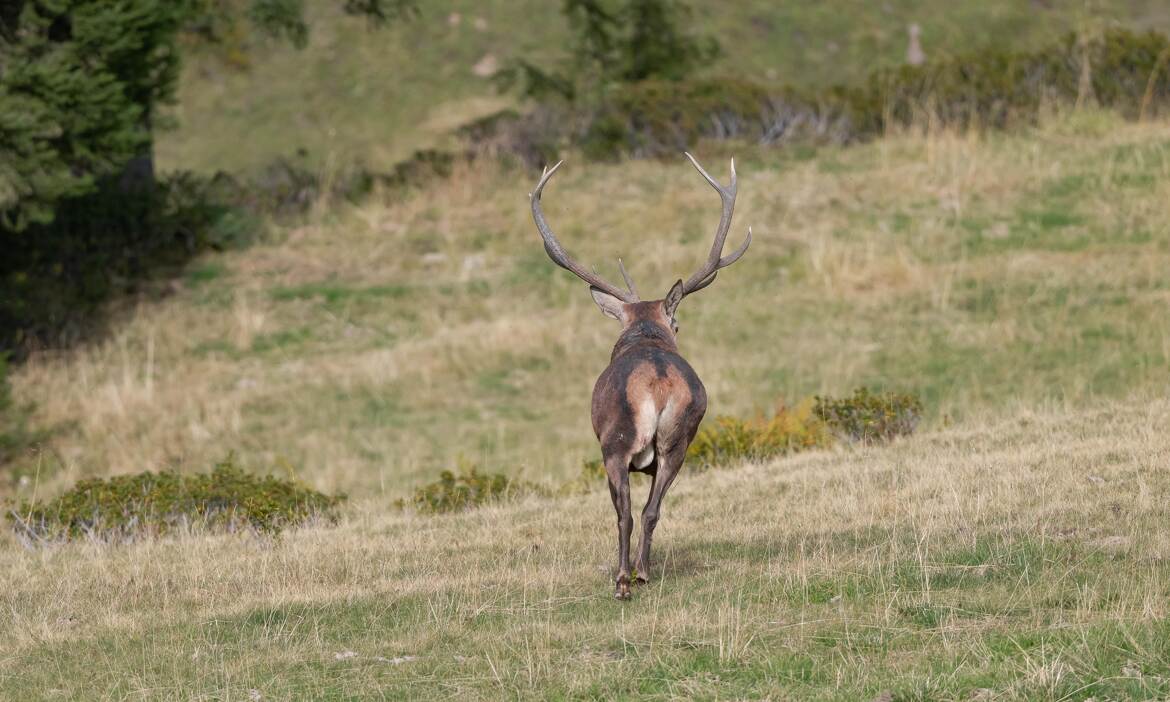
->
[[590, 288, 627, 322], [663, 279, 685, 318]]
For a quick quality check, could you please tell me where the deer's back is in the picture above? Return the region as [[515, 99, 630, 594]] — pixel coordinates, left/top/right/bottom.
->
[[591, 346, 707, 462]]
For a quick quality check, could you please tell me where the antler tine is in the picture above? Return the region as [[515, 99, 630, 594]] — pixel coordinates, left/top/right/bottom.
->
[[681, 153, 751, 295], [530, 161, 639, 303], [617, 258, 638, 298]]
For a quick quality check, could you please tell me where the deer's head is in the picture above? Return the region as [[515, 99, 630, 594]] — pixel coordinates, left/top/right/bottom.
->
[[530, 153, 751, 341]]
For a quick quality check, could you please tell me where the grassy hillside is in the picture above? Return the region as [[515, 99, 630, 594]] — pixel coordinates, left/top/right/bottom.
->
[[158, 0, 1170, 174], [11, 110, 1170, 499], [3, 398, 1169, 698]]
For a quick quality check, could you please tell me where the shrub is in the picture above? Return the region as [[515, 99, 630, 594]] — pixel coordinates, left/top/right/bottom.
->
[[402, 391, 923, 515], [404, 461, 532, 513], [686, 399, 831, 469], [814, 388, 923, 444], [488, 28, 1170, 162], [6, 455, 343, 545]]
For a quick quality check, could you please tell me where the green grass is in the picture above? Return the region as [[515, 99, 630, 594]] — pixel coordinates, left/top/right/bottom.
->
[[11, 6, 1170, 698], [15, 111, 1170, 498], [3, 399, 1169, 699], [158, 0, 1170, 175]]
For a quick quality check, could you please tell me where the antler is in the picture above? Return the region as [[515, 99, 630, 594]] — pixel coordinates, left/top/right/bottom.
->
[[530, 161, 640, 303], [681, 152, 752, 295]]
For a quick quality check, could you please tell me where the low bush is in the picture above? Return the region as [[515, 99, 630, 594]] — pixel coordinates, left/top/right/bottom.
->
[[686, 399, 831, 470], [814, 388, 922, 444], [403, 390, 922, 513], [479, 28, 1170, 162], [6, 455, 343, 545], [403, 461, 533, 513]]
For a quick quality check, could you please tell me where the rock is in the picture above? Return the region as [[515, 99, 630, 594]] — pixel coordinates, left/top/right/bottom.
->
[[421, 252, 448, 266], [1093, 535, 1130, 551], [375, 655, 418, 665], [462, 254, 485, 276], [472, 53, 499, 77], [447, 12, 461, 26], [334, 650, 358, 661]]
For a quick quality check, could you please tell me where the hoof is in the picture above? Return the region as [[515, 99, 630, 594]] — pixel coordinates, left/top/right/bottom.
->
[[634, 573, 650, 586], [614, 577, 632, 600]]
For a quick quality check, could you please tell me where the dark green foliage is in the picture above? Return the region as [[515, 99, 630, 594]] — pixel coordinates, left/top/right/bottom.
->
[[0, 0, 187, 229], [404, 461, 532, 513], [499, 0, 718, 103], [246, 0, 310, 49], [583, 77, 783, 158], [0, 172, 255, 354], [0, 0, 415, 226], [7, 455, 344, 544], [854, 28, 1170, 133], [814, 388, 923, 444], [340, 0, 416, 26], [619, 0, 719, 83], [0, 0, 413, 356], [497, 28, 1170, 161]]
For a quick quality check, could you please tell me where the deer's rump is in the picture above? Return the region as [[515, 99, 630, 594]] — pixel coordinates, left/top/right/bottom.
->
[[591, 347, 707, 472]]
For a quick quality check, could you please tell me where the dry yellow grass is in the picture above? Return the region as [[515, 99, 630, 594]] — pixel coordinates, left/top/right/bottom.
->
[[2, 397, 1168, 698], [4, 109, 1170, 698], [9, 110, 1170, 502]]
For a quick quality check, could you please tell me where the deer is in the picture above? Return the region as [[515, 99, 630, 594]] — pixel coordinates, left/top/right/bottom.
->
[[529, 153, 751, 599]]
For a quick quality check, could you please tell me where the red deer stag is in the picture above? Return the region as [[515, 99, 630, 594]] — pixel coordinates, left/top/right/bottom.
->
[[530, 153, 751, 599]]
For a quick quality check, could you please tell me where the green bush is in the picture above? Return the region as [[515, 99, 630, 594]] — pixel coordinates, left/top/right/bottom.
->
[[491, 28, 1170, 161], [814, 388, 923, 444], [687, 399, 831, 469], [403, 390, 923, 514], [404, 461, 533, 513], [7, 456, 344, 544]]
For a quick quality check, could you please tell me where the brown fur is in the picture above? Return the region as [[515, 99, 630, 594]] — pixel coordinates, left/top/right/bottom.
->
[[590, 298, 707, 599], [529, 155, 749, 599]]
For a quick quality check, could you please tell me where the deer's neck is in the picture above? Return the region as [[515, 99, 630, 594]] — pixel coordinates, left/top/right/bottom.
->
[[610, 320, 678, 361]]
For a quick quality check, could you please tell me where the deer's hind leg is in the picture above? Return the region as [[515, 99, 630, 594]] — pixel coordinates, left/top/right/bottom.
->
[[603, 453, 634, 600], [634, 440, 687, 585]]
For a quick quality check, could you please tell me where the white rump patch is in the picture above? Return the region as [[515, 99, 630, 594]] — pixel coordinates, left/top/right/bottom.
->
[[632, 396, 659, 468]]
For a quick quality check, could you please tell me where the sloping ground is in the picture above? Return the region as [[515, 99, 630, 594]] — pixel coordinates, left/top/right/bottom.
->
[[2, 398, 1169, 699], [10, 112, 1170, 499], [158, 0, 1170, 174]]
